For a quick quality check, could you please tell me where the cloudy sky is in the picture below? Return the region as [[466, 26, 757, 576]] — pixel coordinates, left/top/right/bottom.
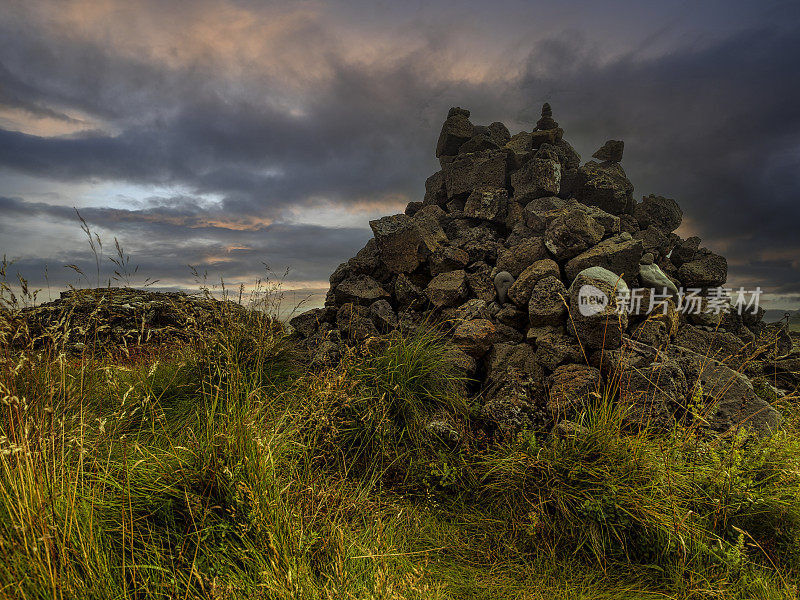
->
[[1, 0, 799, 309]]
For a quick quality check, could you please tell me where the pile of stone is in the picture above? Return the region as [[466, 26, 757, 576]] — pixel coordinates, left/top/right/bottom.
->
[[291, 104, 796, 438], [2, 288, 250, 354]]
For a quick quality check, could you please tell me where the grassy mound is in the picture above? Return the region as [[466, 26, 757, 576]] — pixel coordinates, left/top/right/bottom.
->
[[1, 296, 799, 599]]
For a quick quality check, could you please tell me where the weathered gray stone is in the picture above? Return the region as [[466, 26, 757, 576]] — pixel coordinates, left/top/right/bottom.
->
[[674, 325, 748, 369], [495, 237, 550, 277], [370, 213, 447, 273], [466, 270, 496, 303], [425, 270, 469, 308], [634, 226, 671, 259], [337, 303, 379, 341], [504, 131, 533, 169], [430, 246, 470, 276], [576, 160, 634, 215], [494, 271, 515, 304], [443, 149, 508, 200], [535, 331, 583, 371], [481, 370, 535, 437], [496, 304, 529, 331], [511, 157, 560, 198], [678, 253, 728, 287], [453, 319, 497, 358], [544, 208, 605, 261], [436, 112, 473, 157], [463, 187, 509, 223], [564, 235, 643, 283], [670, 236, 700, 267], [567, 267, 629, 349], [639, 257, 679, 296], [290, 308, 330, 338], [629, 320, 670, 349], [369, 299, 398, 333], [508, 258, 561, 306], [634, 194, 682, 233], [672, 347, 780, 436], [592, 140, 624, 163], [528, 275, 568, 327], [485, 342, 541, 383], [546, 364, 602, 419], [334, 274, 389, 306], [488, 121, 511, 145], [423, 170, 447, 206]]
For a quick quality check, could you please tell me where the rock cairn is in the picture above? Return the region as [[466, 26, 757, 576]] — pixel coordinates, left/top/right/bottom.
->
[[291, 105, 795, 438], [3, 288, 249, 354]]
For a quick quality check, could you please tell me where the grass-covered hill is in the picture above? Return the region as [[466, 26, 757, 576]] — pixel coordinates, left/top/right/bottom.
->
[[1, 286, 800, 600]]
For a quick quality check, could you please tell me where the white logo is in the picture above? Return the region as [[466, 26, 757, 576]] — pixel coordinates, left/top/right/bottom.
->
[[577, 284, 609, 316]]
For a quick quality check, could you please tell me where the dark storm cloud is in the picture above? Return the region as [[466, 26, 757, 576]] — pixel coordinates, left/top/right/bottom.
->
[[0, 1, 799, 302], [0, 195, 371, 288]]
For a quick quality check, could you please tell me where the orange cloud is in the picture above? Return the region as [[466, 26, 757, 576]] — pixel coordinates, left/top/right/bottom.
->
[[0, 106, 106, 137]]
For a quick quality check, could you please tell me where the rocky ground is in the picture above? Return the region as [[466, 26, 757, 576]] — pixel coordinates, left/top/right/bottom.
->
[[291, 104, 799, 439]]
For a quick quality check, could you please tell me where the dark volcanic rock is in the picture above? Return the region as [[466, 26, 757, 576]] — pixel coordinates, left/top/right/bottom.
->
[[634, 195, 682, 233], [370, 213, 446, 273], [576, 161, 634, 215], [592, 140, 624, 163], [678, 253, 728, 287], [544, 208, 605, 261], [528, 276, 568, 327], [547, 364, 602, 419]]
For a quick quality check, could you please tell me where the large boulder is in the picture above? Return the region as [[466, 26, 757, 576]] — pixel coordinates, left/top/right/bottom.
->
[[443, 149, 508, 200], [567, 267, 629, 349], [430, 246, 470, 276], [564, 234, 643, 283], [463, 187, 509, 223], [576, 161, 634, 215], [678, 253, 728, 287], [495, 237, 550, 277], [369, 299, 398, 333], [370, 213, 447, 273], [337, 303, 379, 341], [546, 364, 603, 419], [289, 307, 334, 338], [510, 157, 561, 198], [334, 275, 389, 306], [453, 319, 497, 358], [672, 347, 780, 437], [504, 131, 533, 168], [673, 325, 749, 369], [423, 171, 447, 207], [528, 276, 568, 327], [634, 226, 671, 259], [634, 195, 682, 233], [592, 140, 624, 163], [425, 270, 469, 308], [671, 236, 701, 267], [544, 208, 605, 261], [436, 110, 474, 157], [508, 258, 561, 306]]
